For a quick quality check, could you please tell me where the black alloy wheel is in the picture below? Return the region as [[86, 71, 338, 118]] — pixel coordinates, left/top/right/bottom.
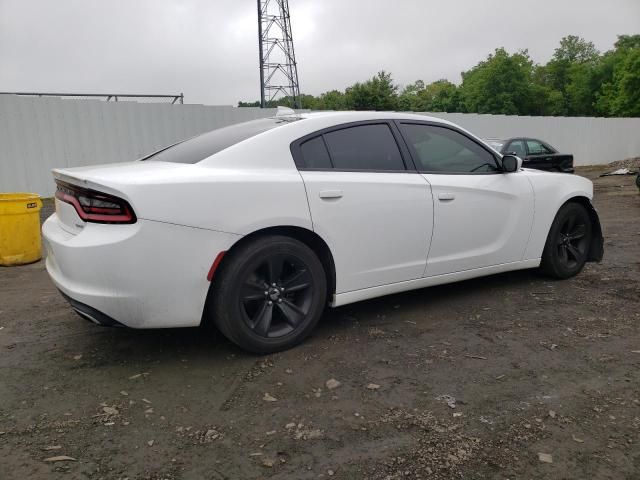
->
[[210, 235, 327, 353], [555, 214, 589, 270], [240, 253, 314, 338], [540, 202, 593, 279]]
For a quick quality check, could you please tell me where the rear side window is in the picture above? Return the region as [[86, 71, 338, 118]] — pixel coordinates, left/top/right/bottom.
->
[[323, 124, 405, 171], [142, 117, 298, 164], [400, 123, 498, 173], [300, 136, 332, 169]]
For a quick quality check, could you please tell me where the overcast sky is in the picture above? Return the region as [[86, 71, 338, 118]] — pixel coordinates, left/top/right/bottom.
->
[[1, 0, 638, 105]]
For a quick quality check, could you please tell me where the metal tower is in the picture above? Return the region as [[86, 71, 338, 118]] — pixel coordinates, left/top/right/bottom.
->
[[257, 0, 301, 108]]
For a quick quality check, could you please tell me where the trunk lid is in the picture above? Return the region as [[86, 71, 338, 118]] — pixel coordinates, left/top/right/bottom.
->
[[52, 161, 191, 233]]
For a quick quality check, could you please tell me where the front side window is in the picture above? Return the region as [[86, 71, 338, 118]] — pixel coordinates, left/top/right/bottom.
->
[[507, 140, 526, 157], [400, 124, 498, 173], [526, 140, 553, 155], [322, 124, 405, 171]]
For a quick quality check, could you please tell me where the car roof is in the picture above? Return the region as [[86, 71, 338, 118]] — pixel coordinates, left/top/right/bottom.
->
[[298, 110, 457, 127], [498, 137, 547, 143], [189, 110, 483, 168]]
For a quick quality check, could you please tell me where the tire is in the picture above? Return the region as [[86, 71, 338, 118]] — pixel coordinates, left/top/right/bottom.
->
[[540, 202, 593, 279], [636, 173, 640, 192], [209, 235, 327, 354]]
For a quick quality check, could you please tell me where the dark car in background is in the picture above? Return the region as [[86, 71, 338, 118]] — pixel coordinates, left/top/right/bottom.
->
[[486, 137, 574, 173]]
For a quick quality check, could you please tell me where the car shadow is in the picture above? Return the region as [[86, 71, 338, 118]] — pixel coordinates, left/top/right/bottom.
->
[[317, 268, 540, 334], [77, 268, 540, 363]]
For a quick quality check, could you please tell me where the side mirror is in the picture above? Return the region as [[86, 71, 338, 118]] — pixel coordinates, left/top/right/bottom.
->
[[502, 155, 522, 173]]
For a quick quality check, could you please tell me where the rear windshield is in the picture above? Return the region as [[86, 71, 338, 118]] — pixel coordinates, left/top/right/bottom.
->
[[142, 117, 299, 164]]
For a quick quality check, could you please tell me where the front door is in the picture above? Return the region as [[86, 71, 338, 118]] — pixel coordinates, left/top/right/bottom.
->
[[397, 122, 535, 277]]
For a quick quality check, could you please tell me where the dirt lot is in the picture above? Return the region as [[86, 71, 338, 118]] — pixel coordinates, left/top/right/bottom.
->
[[1, 167, 639, 480]]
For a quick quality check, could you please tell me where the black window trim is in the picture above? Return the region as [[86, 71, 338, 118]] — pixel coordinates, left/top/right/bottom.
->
[[394, 120, 503, 175], [290, 120, 417, 173]]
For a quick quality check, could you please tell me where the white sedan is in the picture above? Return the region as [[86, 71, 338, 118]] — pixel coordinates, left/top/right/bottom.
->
[[43, 111, 604, 353]]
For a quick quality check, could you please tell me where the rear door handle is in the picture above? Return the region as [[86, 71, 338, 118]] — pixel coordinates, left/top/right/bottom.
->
[[319, 190, 343, 199], [438, 193, 455, 201]]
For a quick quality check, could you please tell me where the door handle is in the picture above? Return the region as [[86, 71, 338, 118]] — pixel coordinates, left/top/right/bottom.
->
[[438, 193, 455, 201], [319, 190, 343, 199]]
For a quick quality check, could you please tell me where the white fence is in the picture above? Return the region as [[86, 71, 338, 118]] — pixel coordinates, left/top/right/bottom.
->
[[429, 111, 640, 172], [1, 94, 639, 197]]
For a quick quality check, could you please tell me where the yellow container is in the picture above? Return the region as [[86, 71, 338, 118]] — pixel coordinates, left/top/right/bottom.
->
[[0, 193, 43, 266]]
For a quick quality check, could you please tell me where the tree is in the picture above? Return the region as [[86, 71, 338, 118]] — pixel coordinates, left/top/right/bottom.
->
[[538, 36, 601, 115], [416, 80, 459, 112], [314, 90, 348, 110], [238, 100, 261, 107], [398, 80, 425, 111], [553, 35, 599, 64], [596, 35, 640, 116], [344, 71, 398, 111], [237, 34, 639, 117], [459, 48, 535, 115]]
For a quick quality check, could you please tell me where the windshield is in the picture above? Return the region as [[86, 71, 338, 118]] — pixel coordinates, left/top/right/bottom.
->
[[142, 117, 299, 164]]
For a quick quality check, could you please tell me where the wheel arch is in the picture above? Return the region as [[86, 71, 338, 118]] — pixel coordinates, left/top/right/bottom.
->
[[562, 196, 604, 262], [202, 226, 337, 326]]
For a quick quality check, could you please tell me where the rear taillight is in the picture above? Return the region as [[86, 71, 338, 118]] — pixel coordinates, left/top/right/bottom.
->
[[55, 180, 136, 224]]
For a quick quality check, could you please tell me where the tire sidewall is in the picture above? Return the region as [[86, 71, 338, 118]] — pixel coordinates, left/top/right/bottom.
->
[[542, 203, 592, 279], [213, 236, 327, 353]]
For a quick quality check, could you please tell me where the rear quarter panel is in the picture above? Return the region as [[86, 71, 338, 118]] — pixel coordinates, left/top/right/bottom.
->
[[124, 165, 312, 235]]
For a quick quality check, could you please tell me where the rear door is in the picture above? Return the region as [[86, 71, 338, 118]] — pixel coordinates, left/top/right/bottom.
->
[[293, 121, 434, 294], [396, 122, 534, 277]]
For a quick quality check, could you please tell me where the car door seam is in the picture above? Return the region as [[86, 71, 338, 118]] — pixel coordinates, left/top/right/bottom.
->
[[296, 169, 316, 232], [521, 175, 537, 261], [421, 174, 436, 277], [138, 217, 242, 237]]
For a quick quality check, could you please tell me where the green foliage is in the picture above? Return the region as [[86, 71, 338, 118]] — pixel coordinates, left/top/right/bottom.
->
[[596, 35, 640, 117], [344, 71, 398, 110], [458, 48, 535, 115], [239, 35, 640, 118], [398, 79, 459, 112], [553, 35, 600, 64]]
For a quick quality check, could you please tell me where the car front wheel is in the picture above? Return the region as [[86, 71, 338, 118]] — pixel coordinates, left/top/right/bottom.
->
[[540, 202, 593, 279], [210, 235, 327, 353]]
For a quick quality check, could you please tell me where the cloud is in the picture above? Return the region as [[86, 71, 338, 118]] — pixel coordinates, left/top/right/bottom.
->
[[1, 0, 638, 104]]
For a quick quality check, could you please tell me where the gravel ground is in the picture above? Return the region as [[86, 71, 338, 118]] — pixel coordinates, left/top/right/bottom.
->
[[1, 166, 639, 480]]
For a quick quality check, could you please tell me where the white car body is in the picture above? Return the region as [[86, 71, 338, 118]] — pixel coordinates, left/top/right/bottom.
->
[[43, 111, 598, 330]]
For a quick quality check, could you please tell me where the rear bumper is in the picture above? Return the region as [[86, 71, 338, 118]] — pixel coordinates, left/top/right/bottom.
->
[[59, 290, 126, 327], [43, 214, 240, 328]]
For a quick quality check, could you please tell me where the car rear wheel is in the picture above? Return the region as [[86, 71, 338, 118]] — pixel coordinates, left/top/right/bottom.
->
[[210, 235, 327, 353], [540, 202, 593, 279]]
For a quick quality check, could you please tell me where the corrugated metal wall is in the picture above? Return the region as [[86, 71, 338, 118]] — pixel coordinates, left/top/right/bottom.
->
[[1, 94, 639, 196], [0, 95, 278, 196]]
